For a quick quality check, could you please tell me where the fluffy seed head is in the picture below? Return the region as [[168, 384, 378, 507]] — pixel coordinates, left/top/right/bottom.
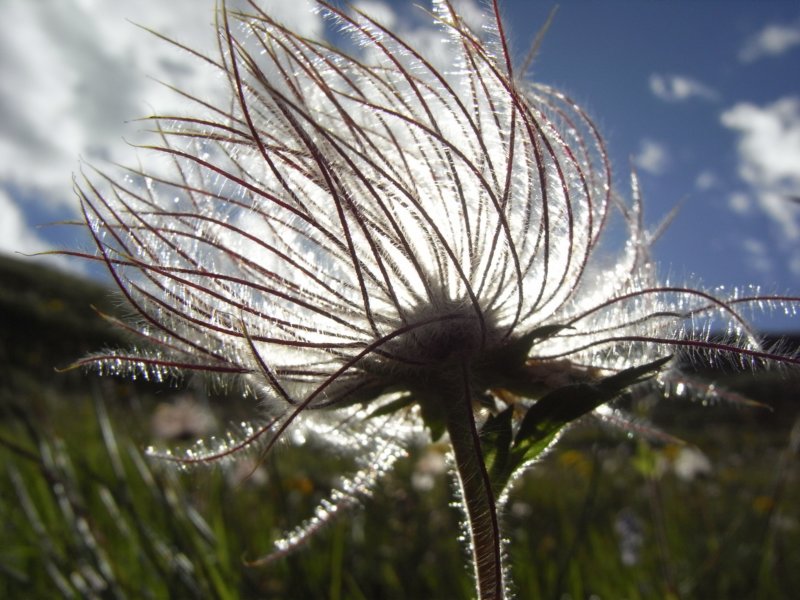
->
[[67, 0, 798, 548]]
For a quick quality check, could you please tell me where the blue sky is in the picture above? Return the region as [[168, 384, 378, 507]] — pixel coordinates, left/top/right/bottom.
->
[[498, 1, 800, 299], [1, 0, 798, 329]]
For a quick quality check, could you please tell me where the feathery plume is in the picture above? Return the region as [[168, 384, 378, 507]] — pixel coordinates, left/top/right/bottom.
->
[[65, 1, 798, 597]]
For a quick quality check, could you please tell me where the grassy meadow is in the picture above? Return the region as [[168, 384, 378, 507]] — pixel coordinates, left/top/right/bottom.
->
[[1, 255, 798, 599]]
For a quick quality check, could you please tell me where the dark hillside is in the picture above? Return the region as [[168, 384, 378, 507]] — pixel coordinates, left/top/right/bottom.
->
[[1, 252, 797, 418], [0, 254, 126, 395]]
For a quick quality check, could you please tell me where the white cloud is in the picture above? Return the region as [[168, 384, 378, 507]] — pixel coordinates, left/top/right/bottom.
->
[[0, 188, 79, 272], [740, 22, 800, 63], [450, 0, 487, 32], [649, 74, 718, 103], [721, 96, 800, 273], [695, 170, 718, 191], [759, 192, 800, 243], [368, 0, 485, 72], [0, 0, 322, 205], [0, 189, 48, 256], [721, 98, 800, 192], [633, 139, 670, 175], [728, 192, 752, 215], [0, 0, 483, 270], [0, 0, 485, 272], [352, 1, 397, 28], [0, 0, 322, 262], [741, 237, 773, 274]]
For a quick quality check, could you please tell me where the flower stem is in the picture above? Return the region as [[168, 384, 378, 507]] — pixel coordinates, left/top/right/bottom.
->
[[443, 364, 504, 600]]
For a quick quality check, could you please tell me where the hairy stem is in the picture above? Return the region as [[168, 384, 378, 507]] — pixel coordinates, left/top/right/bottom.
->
[[443, 364, 504, 600]]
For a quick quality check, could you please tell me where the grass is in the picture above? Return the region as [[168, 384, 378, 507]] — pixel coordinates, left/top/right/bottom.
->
[[1, 255, 798, 599]]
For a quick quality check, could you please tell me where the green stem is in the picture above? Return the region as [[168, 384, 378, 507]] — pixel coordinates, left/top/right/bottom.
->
[[443, 364, 504, 600]]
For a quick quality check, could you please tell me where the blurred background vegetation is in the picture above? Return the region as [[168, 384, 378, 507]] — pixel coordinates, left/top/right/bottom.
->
[[1, 254, 798, 599]]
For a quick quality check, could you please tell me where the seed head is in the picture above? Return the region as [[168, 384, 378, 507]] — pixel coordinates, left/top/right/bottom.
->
[[66, 0, 799, 584]]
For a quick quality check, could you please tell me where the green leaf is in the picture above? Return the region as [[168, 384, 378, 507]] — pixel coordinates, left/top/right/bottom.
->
[[474, 324, 573, 391], [598, 355, 673, 392], [417, 396, 446, 441], [631, 440, 661, 479], [491, 325, 572, 366], [479, 406, 513, 494], [492, 355, 673, 494], [513, 382, 605, 458], [514, 355, 672, 452], [366, 394, 414, 419], [525, 323, 575, 345]]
